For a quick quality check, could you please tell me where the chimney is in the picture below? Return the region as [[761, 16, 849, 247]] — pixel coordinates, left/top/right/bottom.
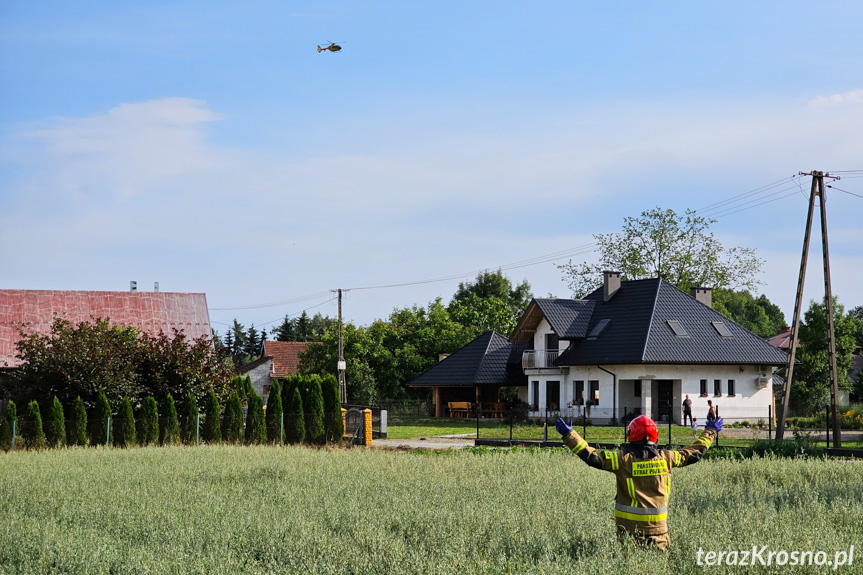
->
[[154, 282, 159, 292], [690, 287, 712, 308], [130, 281, 137, 292], [603, 270, 621, 302]]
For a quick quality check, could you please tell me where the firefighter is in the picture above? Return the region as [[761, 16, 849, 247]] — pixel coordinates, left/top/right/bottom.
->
[[555, 414, 722, 551]]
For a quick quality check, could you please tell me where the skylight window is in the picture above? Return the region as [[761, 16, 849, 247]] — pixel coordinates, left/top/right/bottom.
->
[[587, 319, 610, 339], [711, 321, 733, 337], [666, 320, 688, 337]]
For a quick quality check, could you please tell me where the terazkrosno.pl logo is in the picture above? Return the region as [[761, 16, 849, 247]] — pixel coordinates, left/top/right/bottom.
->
[[696, 546, 854, 569]]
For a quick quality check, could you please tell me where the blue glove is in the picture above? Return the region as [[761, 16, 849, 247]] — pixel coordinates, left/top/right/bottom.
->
[[555, 418, 572, 437], [705, 417, 723, 433]]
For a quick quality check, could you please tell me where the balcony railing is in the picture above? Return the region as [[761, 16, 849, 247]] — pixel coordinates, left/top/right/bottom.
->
[[522, 349, 560, 369]]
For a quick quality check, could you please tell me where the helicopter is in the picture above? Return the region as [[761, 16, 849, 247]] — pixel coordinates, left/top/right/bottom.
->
[[317, 42, 342, 53]]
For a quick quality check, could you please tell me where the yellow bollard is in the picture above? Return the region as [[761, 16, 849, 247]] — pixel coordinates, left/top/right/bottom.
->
[[362, 408, 373, 445], [341, 408, 347, 438]]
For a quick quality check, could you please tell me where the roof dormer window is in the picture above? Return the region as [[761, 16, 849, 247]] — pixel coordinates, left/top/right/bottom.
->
[[666, 319, 688, 337], [587, 319, 611, 340], [711, 321, 732, 338]]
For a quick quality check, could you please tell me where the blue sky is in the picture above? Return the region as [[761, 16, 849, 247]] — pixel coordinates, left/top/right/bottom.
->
[[2, 1, 862, 335]]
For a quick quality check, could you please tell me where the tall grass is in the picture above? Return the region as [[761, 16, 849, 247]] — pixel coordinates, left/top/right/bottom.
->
[[0, 446, 861, 574]]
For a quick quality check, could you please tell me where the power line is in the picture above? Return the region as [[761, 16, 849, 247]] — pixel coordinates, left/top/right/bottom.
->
[[827, 185, 863, 199], [695, 176, 795, 213], [705, 184, 807, 219]]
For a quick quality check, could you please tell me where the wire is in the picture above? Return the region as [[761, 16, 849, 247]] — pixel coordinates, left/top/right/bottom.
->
[[695, 176, 795, 213], [209, 290, 332, 311], [711, 191, 804, 219], [827, 185, 863, 199], [702, 183, 806, 218]]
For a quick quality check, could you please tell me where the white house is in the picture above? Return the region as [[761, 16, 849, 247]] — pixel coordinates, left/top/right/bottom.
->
[[509, 272, 788, 425]]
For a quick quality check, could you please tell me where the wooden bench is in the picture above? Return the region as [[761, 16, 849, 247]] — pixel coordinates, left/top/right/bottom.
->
[[448, 401, 472, 418], [483, 402, 506, 418]]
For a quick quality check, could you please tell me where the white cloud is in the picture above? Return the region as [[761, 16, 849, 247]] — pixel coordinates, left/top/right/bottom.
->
[[808, 89, 863, 108]]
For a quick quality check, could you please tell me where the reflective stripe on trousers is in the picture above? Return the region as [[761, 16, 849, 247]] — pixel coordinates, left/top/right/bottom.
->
[[614, 503, 668, 522]]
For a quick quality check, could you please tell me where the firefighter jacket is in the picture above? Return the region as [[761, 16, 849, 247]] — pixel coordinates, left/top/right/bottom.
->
[[562, 428, 717, 536]]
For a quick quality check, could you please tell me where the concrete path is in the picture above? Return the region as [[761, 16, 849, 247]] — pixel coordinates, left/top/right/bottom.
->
[[372, 436, 475, 450]]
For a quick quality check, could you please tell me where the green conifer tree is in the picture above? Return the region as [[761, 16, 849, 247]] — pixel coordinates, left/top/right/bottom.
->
[[304, 375, 326, 444], [24, 400, 46, 450], [321, 374, 344, 443], [265, 379, 283, 444], [222, 391, 243, 443], [69, 396, 88, 447], [0, 400, 16, 451], [113, 396, 136, 447], [90, 392, 111, 446], [285, 387, 305, 444], [45, 396, 67, 448], [202, 391, 222, 444], [138, 396, 159, 446], [182, 392, 200, 445], [160, 393, 181, 446], [244, 390, 266, 445]]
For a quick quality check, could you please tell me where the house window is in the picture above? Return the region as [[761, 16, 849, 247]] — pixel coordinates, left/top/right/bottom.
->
[[727, 379, 736, 396], [634, 380, 642, 397], [574, 381, 585, 405], [531, 381, 539, 409], [700, 379, 708, 397], [714, 379, 722, 397], [589, 380, 599, 404], [545, 332, 559, 351], [546, 381, 561, 410]]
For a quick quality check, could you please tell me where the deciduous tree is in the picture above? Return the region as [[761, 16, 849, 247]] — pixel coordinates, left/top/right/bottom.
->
[[557, 207, 763, 298]]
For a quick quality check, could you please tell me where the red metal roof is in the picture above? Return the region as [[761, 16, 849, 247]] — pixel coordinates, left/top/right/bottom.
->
[[262, 340, 311, 378], [0, 290, 212, 368], [766, 327, 792, 349]]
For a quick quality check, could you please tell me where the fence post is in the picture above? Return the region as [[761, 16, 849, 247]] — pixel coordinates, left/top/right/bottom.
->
[[826, 405, 830, 449], [11, 420, 16, 452], [582, 405, 586, 439], [544, 407, 548, 445], [196, 413, 200, 447], [768, 405, 772, 441], [668, 414, 672, 448], [476, 404, 480, 440], [509, 408, 513, 445], [714, 407, 719, 448], [280, 412, 284, 446], [106, 415, 111, 447]]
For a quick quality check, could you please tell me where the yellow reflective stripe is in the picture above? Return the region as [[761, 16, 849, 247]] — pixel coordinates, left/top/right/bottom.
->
[[604, 450, 619, 471], [615, 509, 668, 522], [573, 439, 588, 454], [626, 478, 637, 507], [697, 436, 712, 448], [674, 451, 682, 466]]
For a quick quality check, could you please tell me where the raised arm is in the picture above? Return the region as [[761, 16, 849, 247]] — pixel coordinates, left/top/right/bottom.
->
[[556, 418, 617, 472], [670, 418, 722, 468]]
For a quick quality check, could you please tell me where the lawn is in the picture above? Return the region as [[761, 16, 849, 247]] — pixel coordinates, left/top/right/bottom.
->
[[1, 445, 861, 574]]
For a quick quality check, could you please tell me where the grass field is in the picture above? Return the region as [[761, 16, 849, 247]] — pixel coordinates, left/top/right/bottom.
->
[[1, 445, 861, 574]]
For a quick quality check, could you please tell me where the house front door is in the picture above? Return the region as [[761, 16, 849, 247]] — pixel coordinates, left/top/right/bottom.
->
[[655, 380, 673, 423]]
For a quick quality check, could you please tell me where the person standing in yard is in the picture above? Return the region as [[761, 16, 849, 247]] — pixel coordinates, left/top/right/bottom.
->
[[691, 417, 698, 438], [556, 414, 722, 551], [682, 395, 693, 426], [706, 400, 716, 422]]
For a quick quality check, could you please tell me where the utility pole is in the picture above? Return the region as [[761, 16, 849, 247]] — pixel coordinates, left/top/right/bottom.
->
[[335, 289, 347, 404], [776, 171, 842, 447]]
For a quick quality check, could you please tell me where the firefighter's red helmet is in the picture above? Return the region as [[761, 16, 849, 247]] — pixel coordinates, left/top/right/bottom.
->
[[628, 415, 658, 443]]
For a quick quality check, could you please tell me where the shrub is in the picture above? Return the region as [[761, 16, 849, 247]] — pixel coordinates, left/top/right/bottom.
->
[[222, 391, 243, 444], [23, 400, 46, 450], [182, 392, 199, 445], [321, 374, 343, 443], [265, 380, 283, 444], [202, 391, 221, 444], [90, 392, 111, 446], [138, 396, 159, 446], [304, 375, 326, 445], [244, 390, 266, 445], [69, 396, 88, 447], [44, 396, 67, 448], [0, 400, 16, 451], [285, 387, 305, 444], [160, 394, 181, 446], [113, 396, 137, 447]]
